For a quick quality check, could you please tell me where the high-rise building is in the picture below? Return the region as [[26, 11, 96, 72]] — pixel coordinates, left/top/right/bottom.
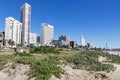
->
[[41, 23, 54, 46], [20, 3, 31, 46], [81, 36, 86, 46], [5, 17, 22, 45], [59, 35, 69, 41], [59, 35, 70, 47], [29, 32, 37, 44]]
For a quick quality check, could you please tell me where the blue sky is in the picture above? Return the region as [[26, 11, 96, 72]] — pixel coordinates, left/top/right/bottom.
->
[[0, 0, 120, 48]]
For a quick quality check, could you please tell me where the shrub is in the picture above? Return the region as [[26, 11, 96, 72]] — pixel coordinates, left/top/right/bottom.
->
[[0, 54, 14, 70], [30, 46, 60, 54], [64, 51, 114, 71], [0, 60, 7, 70], [15, 56, 64, 80], [14, 51, 32, 57], [88, 63, 114, 71]]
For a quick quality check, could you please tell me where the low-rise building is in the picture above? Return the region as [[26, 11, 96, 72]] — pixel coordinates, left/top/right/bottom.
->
[[70, 41, 77, 48], [0, 32, 5, 48], [87, 43, 93, 49]]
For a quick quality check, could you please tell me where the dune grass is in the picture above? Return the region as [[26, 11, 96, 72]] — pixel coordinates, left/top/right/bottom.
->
[[0, 54, 14, 70], [64, 51, 114, 71], [0, 49, 120, 80], [14, 52, 64, 80]]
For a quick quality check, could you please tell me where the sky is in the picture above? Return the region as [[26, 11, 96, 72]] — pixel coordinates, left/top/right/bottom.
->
[[0, 0, 120, 48]]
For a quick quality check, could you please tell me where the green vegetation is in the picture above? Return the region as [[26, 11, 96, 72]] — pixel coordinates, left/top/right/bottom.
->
[[0, 49, 120, 80], [84, 50, 120, 64], [89, 64, 113, 71], [14, 52, 64, 80], [14, 51, 32, 57], [78, 50, 120, 64], [8, 39, 15, 47], [0, 54, 14, 70], [106, 53, 120, 64], [64, 51, 114, 71], [30, 46, 60, 54]]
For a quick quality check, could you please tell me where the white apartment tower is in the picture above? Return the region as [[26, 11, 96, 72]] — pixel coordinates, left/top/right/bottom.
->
[[81, 36, 86, 46], [5, 17, 22, 45], [41, 23, 54, 46], [20, 3, 31, 46]]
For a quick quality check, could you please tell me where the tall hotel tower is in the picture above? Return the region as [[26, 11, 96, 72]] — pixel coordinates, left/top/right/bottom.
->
[[81, 36, 86, 46], [20, 3, 31, 46], [41, 23, 54, 46]]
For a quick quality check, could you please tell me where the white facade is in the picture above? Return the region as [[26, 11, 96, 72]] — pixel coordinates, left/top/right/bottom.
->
[[81, 36, 86, 46], [41, 23, 54, 46], [29, 32, 37, 44], [20, 3, 31, 46], [5, 17, 22, 45]]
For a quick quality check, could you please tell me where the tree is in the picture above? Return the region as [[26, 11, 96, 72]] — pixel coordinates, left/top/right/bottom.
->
[[8, 39, 12, 46], [0, 33, 3, 48], [4, 39, 7, 46], [17, 44, 21, 47], [11, 41, 15, 47], [8, 39, 15, 47]]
